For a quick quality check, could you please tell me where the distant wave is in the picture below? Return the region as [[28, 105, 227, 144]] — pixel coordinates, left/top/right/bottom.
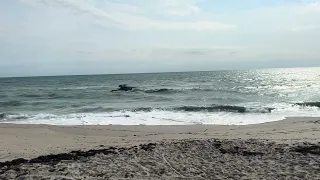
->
[[109, 88, 184, 94], [48, 93, 91, 100], [140, 87, 253, 95], [18, 92, 93, 100], [132, 107, 154, 112], [76, 107, 117, 113], [0, 100, 49, 108], [185, 96, 243, 102], [0, 95, 7, 98], [16, 87, 255, 99], [295, 102, 320, 108], [57, 86, 106, 90], [18, 94, 42, 98], [30, 101, 49, 106], [48, 93, 64, 99], [143, 88, 181, 94], [190, 88, 215, 92], [142, 87, 231, 94], [18, 92, 67, 99], [0, 100, 24, 107]]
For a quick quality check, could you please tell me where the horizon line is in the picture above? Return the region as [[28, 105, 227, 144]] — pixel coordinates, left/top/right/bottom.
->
[[1, 66, 319, 79]]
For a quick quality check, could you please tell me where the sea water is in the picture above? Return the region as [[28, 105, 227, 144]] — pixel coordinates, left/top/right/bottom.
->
[[0, 67, 319, 125]]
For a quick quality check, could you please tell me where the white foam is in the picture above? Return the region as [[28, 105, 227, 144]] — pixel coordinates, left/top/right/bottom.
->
[[6, 105, 320, 126]]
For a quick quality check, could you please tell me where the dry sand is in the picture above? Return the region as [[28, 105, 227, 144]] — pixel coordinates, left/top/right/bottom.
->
[[0, 117, 319, 179]]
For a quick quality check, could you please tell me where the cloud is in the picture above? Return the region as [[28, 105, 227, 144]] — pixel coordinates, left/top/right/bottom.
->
[[291, 25, 320, 32], [164, 0, 200, 16], [211, 1, 320, 34], [21, 0, 235, 31], [1, 0, 320, 77], [101, 1, 143, 14], [302, 2, 320, 12], [80, 46, 246, 63]]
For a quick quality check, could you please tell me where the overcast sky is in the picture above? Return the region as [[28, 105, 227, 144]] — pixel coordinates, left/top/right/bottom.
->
[[0, 0, 320, 77]]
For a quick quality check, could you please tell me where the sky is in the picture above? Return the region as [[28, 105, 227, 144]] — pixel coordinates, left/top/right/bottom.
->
[[0, 0, 320, 77]]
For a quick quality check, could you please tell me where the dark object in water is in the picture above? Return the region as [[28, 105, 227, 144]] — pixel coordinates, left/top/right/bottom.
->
[[0, 113, 5, 119], [111, 84, 136, 92]]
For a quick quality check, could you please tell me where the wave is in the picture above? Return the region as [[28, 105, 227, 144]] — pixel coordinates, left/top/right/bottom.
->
[[0, 95, 7, 98], [172, 105, 274, 113], [142, 87, 225, 94], [1, 104, 319, 125], [143, 88, 180, 94], [185, 96, 243, 102], [295, 102, 320, 108], [139, 87, 255, 95], [0, 113, 29, 121], [30, 101, 49, 106], [15, 87, 255, 99], [0, 113, 6, 120], [18, 92, 67, 99], [18, 94, 42, 98], [0, 100, 24, 107], [48, 93, 89, 100], [109, 88, 181, 95], [132, 107, 154, 112], [76, 107, 117, 113], [0, 103, 273, 115], [48, 93, 63, 98], [76, 107, 154, 113], [57, 86, 106, 90], [130, 105, 274, 113], [140, 87, 241, 94]]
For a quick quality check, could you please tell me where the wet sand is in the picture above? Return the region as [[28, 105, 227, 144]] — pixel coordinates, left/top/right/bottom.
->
[[0, 117, 319, 179]]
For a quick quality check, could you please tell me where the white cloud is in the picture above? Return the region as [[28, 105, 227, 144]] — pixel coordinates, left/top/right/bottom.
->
[[213, 1, 320, 34], [101, 1, 142, 14], [302, 2, 320, 12], [291, 25, 320, 32], [1, 0, 318, 77], [21, 0, 234, 31], [75, 46, 246, 63], [164, 0, 200, 16]]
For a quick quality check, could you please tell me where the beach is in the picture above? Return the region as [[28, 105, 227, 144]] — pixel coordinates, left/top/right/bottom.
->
[[1, 117, 319, 179], [2, 0, 320, 178]]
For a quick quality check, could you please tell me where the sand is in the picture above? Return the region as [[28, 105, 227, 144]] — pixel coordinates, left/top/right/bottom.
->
[[0, 117, 319, 179]]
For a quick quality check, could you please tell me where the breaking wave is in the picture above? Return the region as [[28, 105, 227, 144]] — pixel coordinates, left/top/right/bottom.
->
[[295, 102, 320, 108], [0, 113, 29, 121], [172, 105, 274, 113], [129, 105, 274, 113]]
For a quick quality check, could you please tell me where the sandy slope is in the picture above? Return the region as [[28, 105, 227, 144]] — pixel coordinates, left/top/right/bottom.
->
[[0, 117, 319, 179]]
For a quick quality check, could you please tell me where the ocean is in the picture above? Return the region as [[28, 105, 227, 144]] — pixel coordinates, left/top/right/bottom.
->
[[0, 67, 319, 125]]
